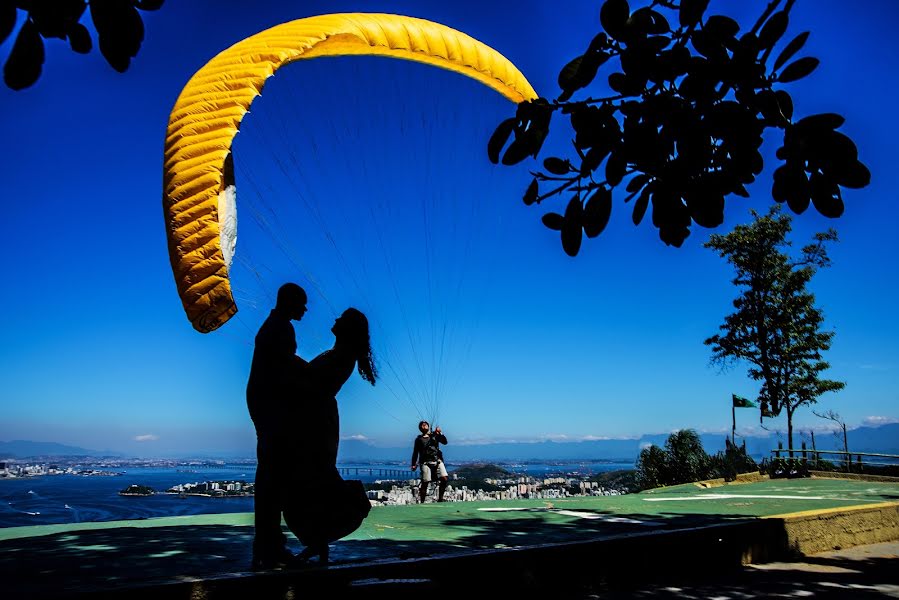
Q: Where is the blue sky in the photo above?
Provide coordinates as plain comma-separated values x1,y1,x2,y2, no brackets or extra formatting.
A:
1,0,897,457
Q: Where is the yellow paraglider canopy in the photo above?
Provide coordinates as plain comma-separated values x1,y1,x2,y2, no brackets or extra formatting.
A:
162,12,538,333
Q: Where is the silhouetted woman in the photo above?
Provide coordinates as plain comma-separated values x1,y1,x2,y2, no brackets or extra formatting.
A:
284,307,378,565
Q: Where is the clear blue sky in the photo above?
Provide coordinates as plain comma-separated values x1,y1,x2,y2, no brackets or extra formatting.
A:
1,1,896,457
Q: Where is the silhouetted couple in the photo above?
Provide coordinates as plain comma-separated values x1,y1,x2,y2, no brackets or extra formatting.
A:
246,283,377,569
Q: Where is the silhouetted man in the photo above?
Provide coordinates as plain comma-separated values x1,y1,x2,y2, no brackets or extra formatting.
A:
411,421,449,503
247,282,307,569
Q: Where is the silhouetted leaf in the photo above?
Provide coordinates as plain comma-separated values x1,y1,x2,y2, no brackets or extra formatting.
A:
632,187,650,225
558,55,584,92
704,16,739,40
785,193,810,215
542,212,564,231
774,90,793,120
4,18,44,90
30,0,86,39
821,130,858,163
651,187,690,229
68,22,91,54
640,8,669,34
562,196,584,256
605,151,627,186
833,160,870,189
773,164,810,214
679,0,709,28
755,89,788,127
691,29,727,61
1,1,16,46
689,191,724,228
558,52,608,101
581,145,611,174
583,187,612,238
626,173,651,193
91,0,144,73
135,0,165,9
544,157,570,175
809,172,843,218
608,72,642,96
587,32,609,53
487,118,515,164
773,31,809,71
600,0,630,40
758,11,788,50
501,138,532,166
523,178,539,206
795,113,845,132
660,225,689,247
777,56,819,83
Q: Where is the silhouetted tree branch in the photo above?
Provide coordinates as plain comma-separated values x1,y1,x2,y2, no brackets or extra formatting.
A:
1,0,164,90
488,0,870,255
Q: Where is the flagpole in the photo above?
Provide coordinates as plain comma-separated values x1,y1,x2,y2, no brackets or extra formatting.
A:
732,401,736,446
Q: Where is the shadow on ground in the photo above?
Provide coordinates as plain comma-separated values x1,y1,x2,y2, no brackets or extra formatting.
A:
597,553,899,599
2,508,765,598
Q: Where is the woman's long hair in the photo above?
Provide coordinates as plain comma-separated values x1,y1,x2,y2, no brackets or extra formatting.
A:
342,308,378,385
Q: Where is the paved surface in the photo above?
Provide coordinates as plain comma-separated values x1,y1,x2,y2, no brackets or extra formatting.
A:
591,541,899,598
1,478,896,598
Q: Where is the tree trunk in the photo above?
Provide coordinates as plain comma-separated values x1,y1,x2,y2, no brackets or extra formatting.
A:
842,423,849,472
786,404,794,458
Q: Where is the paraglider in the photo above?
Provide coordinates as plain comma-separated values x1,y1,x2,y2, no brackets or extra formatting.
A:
162,13,537,333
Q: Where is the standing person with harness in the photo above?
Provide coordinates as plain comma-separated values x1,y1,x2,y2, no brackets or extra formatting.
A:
410,421,449,503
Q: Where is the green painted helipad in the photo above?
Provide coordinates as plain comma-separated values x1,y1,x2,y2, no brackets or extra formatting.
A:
3,477,897,598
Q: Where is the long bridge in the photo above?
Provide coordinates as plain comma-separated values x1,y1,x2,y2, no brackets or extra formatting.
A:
337,466,411,479
176,463,412,479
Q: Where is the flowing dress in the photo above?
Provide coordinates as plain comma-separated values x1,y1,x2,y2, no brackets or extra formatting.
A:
283,349,371,547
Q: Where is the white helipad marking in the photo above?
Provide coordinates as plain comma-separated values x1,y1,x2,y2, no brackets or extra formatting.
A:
643,494,826,501
555,510,650,524
476,507,658,525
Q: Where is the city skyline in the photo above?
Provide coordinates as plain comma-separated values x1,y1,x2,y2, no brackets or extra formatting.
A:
1,0,897,456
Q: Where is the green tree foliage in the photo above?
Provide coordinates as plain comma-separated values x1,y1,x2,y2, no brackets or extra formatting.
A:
705,205,845,455
1,0,164,90
635,443,668,489
488,0,870,255
663,428,709,483
636,429,759,489
636,428,710,489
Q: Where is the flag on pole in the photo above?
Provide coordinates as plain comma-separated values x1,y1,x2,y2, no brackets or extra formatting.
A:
732,394,757,408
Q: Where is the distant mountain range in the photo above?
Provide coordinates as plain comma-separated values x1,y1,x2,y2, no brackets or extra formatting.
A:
337,423,899,463
2,423,896,461
0,440,114,458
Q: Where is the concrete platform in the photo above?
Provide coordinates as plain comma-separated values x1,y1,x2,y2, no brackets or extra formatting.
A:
2,477,897,599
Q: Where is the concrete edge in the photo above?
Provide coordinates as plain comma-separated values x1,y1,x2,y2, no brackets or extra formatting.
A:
810,471,899,483
764,501,899,555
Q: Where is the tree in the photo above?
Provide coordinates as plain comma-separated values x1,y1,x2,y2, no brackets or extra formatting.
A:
663,428,709,483
813,408,849,471
705,205,844,455
1,1,164,91
635,443,668,489
487,0,870,255
635,428,711,489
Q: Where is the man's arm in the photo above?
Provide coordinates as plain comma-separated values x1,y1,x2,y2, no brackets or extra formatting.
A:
434,427,447,445
411,438,420,470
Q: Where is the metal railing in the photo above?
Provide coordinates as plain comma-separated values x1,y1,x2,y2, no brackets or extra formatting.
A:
769,448,899,473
